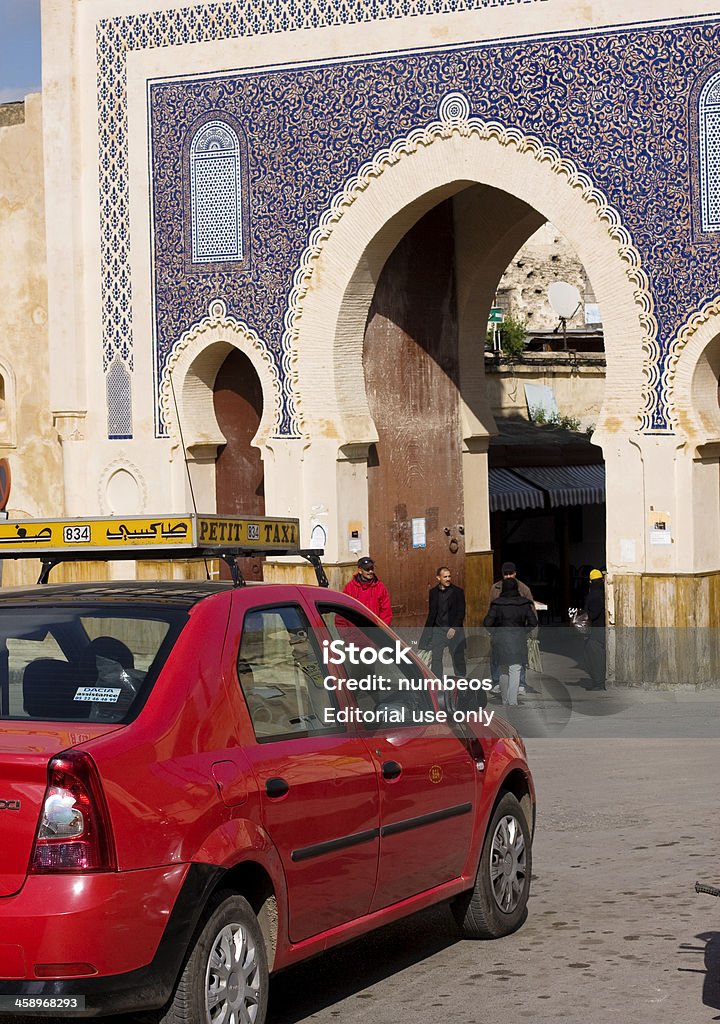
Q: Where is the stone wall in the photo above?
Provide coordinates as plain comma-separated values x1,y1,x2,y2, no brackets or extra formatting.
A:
0,93,63,586
485,352,606,432
0,102,25,128
495,222,599,333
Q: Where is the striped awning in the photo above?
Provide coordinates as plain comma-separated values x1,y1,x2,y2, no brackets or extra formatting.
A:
512,464,606,507
489,469,546,513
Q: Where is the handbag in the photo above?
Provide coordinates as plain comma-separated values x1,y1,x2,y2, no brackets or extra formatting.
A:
416,648,433,667
568,607,590,636
527,636,543,673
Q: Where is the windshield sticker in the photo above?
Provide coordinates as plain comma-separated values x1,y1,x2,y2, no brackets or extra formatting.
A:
74,686,122,703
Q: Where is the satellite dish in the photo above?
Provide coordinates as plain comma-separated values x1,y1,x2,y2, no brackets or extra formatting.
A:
548,281,581,320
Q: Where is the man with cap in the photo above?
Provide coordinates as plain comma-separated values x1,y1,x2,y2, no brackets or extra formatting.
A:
582,568,606,689
343,557,392,625
487,562,536,693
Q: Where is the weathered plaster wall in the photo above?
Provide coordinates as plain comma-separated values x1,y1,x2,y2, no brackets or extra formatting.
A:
0,94,63,586
486,353,606,431
495,222,594,333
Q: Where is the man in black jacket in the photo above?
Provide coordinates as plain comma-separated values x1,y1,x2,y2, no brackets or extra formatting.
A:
484,578,538,706
420,566,466,679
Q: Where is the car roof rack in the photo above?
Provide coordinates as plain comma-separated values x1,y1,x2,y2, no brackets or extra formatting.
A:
0,513,328,588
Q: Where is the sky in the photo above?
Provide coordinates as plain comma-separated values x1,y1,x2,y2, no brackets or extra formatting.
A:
0,0,42,103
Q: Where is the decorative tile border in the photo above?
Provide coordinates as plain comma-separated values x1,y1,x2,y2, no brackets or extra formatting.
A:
97,0,546,437
664,293,720,432
283,96,657,434
159,298,282,443
100,5,720,436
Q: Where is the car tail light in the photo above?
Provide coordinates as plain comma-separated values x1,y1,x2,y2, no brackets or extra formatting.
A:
30,751,116,873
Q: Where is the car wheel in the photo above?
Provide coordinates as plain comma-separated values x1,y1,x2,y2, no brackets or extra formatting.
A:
452,792,531,939
159,892,268,1024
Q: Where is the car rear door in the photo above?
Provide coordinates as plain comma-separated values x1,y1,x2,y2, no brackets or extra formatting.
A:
314,600,480,913
225,593,380,943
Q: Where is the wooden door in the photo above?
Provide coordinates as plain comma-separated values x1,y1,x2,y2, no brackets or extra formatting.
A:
214,348,265,581
364,201,464,626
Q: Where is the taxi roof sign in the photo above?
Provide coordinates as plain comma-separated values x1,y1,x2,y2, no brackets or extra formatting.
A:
0,514,301,557
0,513,332,588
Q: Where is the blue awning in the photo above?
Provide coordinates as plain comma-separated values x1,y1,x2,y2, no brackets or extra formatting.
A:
489,469,546,513
512,464,605,507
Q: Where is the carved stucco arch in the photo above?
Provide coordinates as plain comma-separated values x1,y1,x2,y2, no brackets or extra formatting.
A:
160,299,281,455
665,297,720,451
286,106,656,445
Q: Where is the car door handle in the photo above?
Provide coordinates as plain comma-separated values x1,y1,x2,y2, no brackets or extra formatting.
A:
382,760,402,781
265,777,289,798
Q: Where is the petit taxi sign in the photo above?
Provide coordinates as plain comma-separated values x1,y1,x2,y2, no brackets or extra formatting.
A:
0,514,300,556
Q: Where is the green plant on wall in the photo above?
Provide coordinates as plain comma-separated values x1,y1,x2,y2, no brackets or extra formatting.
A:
497,310,528,360
530,406,594,435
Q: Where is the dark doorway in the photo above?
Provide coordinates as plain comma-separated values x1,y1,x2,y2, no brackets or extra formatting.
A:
214,348,265,581
364,200,464,625
488,417,606,618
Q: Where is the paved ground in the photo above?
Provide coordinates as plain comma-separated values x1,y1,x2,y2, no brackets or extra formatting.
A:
7,634,720,1024
268,738,720,1024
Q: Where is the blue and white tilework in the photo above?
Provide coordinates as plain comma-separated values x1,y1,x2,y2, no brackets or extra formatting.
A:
97,0,545,438
98,6,720,435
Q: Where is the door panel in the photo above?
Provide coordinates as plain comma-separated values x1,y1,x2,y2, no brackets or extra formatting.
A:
364,200,464,625
243,736,380,941
368,725,476,911
227,598,380,943
315,601,478,913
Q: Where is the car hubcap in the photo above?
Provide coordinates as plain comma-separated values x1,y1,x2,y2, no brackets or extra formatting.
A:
205,922,262,1024
489,814,527,913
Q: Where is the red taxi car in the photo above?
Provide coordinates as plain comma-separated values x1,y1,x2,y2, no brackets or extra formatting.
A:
0,514,535,1023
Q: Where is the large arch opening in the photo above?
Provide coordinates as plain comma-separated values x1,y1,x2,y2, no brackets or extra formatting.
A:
293,128,646,625
485,221,607,620
159,304,285,581
361,192,607,624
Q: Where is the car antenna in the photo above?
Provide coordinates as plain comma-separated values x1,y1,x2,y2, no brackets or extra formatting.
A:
169,373,210,581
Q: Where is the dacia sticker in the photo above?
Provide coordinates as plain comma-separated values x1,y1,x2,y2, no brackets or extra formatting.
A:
429,765,443,784
74,686,122,703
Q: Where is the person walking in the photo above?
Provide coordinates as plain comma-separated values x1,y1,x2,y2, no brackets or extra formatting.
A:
420,566,466,679
483,577,538,706
583,568,606,690
488,562,536,694
343,556,392,625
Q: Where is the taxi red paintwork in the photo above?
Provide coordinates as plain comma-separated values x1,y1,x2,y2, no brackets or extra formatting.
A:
0,580,534,1015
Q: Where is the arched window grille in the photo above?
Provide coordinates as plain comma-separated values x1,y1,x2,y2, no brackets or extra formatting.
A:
106,357,133,439
699,71,720,232
190,120,243,263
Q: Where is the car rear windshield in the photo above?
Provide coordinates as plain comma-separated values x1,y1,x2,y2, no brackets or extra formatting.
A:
0,604,188,723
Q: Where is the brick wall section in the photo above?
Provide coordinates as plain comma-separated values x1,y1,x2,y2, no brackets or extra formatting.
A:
0,101,25,127
495,222,596,332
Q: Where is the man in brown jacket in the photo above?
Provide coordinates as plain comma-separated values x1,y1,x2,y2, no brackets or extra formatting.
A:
488,562,536,693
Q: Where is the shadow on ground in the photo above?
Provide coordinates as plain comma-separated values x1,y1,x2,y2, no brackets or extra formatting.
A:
268,904,459,1023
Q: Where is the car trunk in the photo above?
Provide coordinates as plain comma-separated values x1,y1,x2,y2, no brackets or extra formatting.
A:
0,722,121,897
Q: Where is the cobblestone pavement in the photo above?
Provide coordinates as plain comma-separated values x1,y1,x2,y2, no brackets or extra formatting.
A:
267,738,720,1024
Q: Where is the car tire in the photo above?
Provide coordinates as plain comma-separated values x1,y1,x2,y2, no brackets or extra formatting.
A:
158,892,269,1024
452,792,532,939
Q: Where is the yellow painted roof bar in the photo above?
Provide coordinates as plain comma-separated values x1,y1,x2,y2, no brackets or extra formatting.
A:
0,514,301,557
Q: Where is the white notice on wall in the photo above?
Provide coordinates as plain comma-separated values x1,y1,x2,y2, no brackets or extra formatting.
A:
649,512,672,545
411,517,426,548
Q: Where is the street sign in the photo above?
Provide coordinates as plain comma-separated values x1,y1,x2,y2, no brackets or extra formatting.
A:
488,307,504,324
